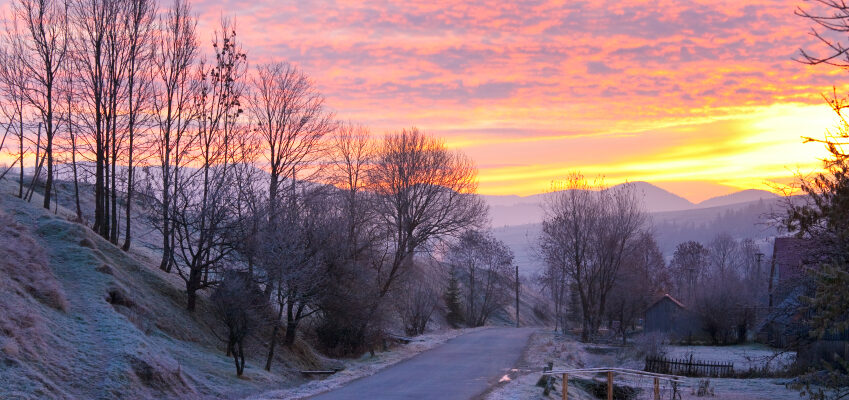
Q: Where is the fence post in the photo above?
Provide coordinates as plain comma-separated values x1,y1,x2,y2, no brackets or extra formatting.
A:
654,377,659,400
607,371,613,400
562,373,568,400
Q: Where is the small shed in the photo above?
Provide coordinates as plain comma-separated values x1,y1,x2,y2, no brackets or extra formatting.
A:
644,294,706,342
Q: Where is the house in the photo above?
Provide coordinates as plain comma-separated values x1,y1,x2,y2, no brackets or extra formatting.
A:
644,294,706,342
757,237,849,366
770,237,813,304
757,237,814,346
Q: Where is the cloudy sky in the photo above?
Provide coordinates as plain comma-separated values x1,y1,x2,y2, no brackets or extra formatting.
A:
171,1,849,200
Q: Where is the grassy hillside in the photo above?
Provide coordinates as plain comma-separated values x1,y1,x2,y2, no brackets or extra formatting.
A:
0,185,334,399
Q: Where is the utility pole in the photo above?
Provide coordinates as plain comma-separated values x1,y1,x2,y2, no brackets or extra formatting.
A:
515,264,520,328
768,253,776,308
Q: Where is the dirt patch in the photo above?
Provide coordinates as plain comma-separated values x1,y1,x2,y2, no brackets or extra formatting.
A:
96,264,114,275
106,287,135,308
128,353,193,396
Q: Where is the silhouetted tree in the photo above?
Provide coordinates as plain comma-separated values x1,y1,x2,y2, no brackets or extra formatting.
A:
210,271,268,377
539,173,646,341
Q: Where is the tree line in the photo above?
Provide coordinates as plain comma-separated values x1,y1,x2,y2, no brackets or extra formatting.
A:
0,0,525,376
537,173,768,344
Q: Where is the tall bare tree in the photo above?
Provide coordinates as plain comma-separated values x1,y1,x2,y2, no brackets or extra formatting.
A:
247,61,334,219
539,174,646,341
368,127,487,307
151,0,197,271
325,126,489,347
120,0,156,251
9,0,70,210
71,0,117,237
327,122,375,259
0,45,29,198
170,18,246,311
670,240,709,303
448,229,514,327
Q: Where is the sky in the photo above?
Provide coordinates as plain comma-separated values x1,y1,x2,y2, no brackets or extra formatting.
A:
189,0,845,202
5,0,846,202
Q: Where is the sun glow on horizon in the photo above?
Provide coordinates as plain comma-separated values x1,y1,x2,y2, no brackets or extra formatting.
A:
0,0,844,203
447,102,836,201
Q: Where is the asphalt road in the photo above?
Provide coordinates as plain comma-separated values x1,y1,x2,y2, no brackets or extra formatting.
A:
310,327,535,400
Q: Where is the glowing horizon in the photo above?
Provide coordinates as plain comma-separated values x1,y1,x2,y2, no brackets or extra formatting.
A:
187,0,842,202
1,0,844,203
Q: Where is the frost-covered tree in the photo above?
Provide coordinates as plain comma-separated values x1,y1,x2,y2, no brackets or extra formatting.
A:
538,173,646,341
448,229,514,327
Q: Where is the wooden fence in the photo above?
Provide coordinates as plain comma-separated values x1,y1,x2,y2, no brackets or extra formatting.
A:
543,367,685,400
645,355,733,377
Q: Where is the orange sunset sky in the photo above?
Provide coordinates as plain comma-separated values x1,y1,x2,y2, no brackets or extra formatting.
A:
7,0,847,202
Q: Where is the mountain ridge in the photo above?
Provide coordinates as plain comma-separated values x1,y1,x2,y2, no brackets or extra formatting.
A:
483,182,780,227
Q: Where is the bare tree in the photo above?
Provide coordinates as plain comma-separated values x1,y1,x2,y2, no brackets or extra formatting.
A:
247,61,333,217
71,0,119,238
327,122,375,260
261,185,336,370
170,18,246,311
394,264,439,336
539,173,646,341
708,232,740,279
0,45,29,198
210,271,268,377
62,74,82,219
150,0,198,272
670,240,709,303
367,127,487,310
8,0,70,210
120,0,156,251
448,229,514,327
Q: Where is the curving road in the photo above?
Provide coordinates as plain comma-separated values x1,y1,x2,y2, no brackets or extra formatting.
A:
310,327,534,400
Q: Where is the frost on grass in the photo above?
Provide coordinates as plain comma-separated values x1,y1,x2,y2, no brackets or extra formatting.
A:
0,208,66,358
0,189,332,399
486,330,801,400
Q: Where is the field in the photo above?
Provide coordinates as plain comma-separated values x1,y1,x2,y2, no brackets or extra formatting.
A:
485,330,801,400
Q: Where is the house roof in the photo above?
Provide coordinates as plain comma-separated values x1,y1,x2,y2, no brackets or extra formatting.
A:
773,237,809,268
773,237,819,285
647,293,686,311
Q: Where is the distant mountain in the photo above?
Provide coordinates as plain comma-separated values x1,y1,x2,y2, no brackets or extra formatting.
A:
696,189,778,208
484,181,694,227
625,181,695,212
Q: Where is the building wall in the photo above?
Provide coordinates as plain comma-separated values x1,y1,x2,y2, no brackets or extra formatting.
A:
645,298,707,342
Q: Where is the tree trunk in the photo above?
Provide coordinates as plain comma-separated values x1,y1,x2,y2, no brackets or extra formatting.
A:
43,87,53,210
265,298,285,371
186,268,201,312
71,130,81,220
284,301,298,346
236,340,245,376
159,163,171,271
110,123,118,243
17,112,23,198
122,141,133,251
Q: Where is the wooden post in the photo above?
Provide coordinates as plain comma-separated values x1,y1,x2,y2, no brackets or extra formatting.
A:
562,373,568,400
607,371,613,400
515,264,520,328
654,377,659,400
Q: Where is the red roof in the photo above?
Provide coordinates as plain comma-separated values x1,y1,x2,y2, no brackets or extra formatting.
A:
647,293,686,310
